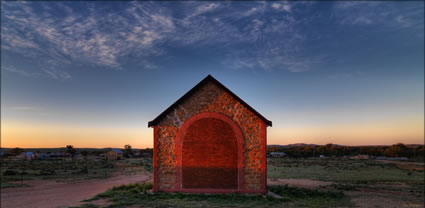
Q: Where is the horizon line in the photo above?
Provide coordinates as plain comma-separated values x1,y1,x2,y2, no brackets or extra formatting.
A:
1,143,424,149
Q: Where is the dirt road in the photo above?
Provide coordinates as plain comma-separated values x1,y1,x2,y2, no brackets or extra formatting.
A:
1,172,152,208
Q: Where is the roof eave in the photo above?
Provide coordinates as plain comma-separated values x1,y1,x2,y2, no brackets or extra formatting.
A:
148,74,272,128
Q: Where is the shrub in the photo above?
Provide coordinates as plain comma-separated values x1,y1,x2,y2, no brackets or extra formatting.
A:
268,185,344,200
103,164,114,169
80,167,89,174
3,169,18,176
39,169,56,176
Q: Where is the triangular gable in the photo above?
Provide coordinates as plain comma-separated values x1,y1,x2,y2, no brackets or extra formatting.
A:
148,74,272,127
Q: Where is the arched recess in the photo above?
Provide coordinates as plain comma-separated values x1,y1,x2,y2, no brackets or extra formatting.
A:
175,112,245,193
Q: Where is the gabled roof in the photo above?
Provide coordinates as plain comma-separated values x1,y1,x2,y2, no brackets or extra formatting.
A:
111,149,122,153
148,74,272,127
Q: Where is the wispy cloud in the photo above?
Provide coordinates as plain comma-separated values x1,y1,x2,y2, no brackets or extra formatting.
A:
11,106,36,111
8,106,49,116
193,3,220,16
2,1,174,77
395,15,412,28
243,7,259,16
271,2,291,13
3,1,419,77
333,1,423,29
327,73,353,80
1,1,322,74
2,66,40,77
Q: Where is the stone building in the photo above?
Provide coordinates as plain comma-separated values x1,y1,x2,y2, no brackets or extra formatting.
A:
105,149,123,160
148,75,272,194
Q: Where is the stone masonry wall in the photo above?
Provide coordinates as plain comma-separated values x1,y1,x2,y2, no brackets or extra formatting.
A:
155,80,266,191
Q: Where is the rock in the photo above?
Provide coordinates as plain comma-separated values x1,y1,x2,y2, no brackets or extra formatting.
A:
267,191,283,199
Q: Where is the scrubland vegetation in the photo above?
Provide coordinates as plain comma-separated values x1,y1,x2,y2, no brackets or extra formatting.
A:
1,144,423,207
75,157,423,208
77,183,351,208
268,143,425,159
0,157,153,189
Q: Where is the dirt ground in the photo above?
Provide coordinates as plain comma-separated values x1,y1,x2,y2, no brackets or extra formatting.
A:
346,189,424,208
0,171,152,208
267,178,423,208
267,178,334,188
2,174,422,208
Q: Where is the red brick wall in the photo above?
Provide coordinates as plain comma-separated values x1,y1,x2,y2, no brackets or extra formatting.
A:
153,80,267,193
182,117,238,189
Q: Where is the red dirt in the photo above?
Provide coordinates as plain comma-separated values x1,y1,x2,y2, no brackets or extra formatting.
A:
1,172,152,208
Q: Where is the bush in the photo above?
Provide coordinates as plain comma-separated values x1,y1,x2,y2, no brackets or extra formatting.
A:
268,185,344,200
80,167,89,174
110,183,153,193
3,169,18,176
103,163,114,169
39,169,56,176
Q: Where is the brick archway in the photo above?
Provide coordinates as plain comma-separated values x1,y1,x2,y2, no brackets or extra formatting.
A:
175,112,245,193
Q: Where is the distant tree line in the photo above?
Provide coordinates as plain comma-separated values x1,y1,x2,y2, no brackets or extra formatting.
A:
268,143,425,158
2,145,154,158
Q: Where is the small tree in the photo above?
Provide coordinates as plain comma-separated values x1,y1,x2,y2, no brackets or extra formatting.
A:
384,145,402,157
8,147,24,157
66,145,77,161
124,144,133,158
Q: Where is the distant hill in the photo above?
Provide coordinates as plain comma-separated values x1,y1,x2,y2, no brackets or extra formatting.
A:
268,143,319,148
268,143,423,148
0,147,148,153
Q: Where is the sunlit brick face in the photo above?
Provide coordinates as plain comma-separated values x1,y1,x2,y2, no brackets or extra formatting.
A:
182,118,238,189
151,78,269,194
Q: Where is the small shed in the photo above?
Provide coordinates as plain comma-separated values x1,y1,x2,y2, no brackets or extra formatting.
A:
105,149,123,160
16,152,34,160
148,75,272,194
270,152,286,158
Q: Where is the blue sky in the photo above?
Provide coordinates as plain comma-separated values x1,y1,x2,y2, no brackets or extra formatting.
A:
1,1,424,148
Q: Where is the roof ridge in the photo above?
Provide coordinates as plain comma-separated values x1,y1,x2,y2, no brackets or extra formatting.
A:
148,75,272,127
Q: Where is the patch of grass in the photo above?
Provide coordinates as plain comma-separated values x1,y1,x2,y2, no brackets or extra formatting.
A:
268,158,425,184
1,158,116,186
79,183,351,208
269,185,350,207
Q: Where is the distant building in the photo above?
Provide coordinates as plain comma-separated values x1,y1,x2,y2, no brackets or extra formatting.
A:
49,151,71,159
105,149,123,160
36,153,50,160
350,155,372,160
270,152,286,158
16,152,35,160
375,156,387,160
142,152,152,158
133,152,141,157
